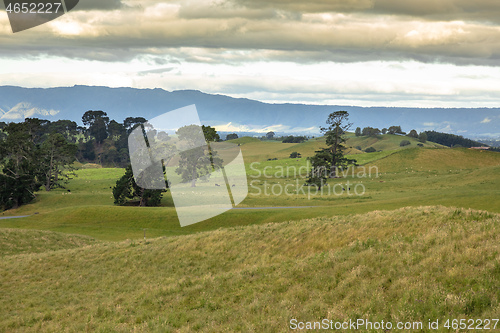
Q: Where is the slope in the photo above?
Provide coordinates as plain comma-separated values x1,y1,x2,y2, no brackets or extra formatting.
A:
368,147,500,172
0,206,498,332
0,229,100,256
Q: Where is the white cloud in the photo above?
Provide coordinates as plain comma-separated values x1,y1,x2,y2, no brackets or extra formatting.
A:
214,122,317,134
481,117,492,123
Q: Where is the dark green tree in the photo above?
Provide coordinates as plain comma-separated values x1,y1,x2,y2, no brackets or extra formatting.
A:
113,165,165,207
226,133,238,140
418,132,428,143
266,131,275,139
175,125,222,187
40,133,78,191
202,125,221,142
123,117,147,134
388,126,404,135
400,140,411,147
408,129,418,138
355,127,362,137
0,122,42,209
82,110,109,144
362,127,381,137
306,111,356,188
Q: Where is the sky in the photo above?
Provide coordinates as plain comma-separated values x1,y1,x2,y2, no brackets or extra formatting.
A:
2,0,500,107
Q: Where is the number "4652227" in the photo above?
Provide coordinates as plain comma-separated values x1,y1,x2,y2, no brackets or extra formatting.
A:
6,2,62,14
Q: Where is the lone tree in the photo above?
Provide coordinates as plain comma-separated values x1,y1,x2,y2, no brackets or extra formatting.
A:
306,111,356,189
266,131,275,139
407,129,418,138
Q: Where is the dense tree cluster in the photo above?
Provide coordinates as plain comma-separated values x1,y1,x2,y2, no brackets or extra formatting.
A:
424,131,486,148
0,119,77,209
282,136,307,143
226,133,238,140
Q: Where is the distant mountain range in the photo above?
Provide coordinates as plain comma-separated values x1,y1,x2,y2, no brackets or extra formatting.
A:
0,85,499,139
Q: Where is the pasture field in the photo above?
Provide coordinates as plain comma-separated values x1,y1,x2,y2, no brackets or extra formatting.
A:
0,206,499,332
1,140,499,241
0,135,499,332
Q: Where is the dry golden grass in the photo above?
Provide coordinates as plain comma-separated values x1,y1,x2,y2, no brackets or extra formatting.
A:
1,206,498,332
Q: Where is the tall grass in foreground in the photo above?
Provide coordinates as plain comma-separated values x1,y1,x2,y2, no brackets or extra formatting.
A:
0,206,498,332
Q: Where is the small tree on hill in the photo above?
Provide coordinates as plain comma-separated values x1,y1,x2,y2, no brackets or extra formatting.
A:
355,127,362,137
306,111,357,188
418,132,427,143
400,140,411,147
408,129,418,138
266,131,275,139
289,152,301,158
388,126,403,135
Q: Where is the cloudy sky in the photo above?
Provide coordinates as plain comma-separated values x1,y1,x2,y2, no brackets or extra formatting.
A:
2,0,500,107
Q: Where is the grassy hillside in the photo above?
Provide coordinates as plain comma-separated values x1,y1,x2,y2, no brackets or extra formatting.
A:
345,133,443,151
368,147,500,173
0,206,498,332
232,134,444,164
0,229,100,256
1,147,499,241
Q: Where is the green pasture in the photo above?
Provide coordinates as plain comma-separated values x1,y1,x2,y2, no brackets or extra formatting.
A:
1,140,499,241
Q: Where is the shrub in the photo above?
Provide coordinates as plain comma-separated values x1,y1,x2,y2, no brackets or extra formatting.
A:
400,140,411,147
365,147,376,153
417,143,424,147
355,146,362,151
289,152,302,158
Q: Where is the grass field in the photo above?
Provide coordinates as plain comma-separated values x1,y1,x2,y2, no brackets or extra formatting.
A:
1,135,499,331
1,138,499,241
0,206,498,332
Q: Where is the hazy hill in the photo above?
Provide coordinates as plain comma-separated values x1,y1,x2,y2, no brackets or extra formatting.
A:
0,85,499,138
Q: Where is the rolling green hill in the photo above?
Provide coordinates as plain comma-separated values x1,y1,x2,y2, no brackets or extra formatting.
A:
367,147,500,172
231,134,445,163
0,206,498,332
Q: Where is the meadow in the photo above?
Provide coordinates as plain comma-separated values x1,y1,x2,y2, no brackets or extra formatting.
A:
0,134,499,332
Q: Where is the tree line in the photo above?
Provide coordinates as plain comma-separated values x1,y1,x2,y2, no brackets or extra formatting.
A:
355,125,427,142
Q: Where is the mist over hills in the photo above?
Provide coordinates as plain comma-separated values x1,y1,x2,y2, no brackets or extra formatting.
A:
0,85,499,139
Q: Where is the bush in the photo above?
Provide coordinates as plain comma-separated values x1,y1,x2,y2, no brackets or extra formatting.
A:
267,158,278,161
355,146,362,151
417,143,424,147
289,152,302,158
365,147,376,153
400,140,411,147
282,136,307,143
